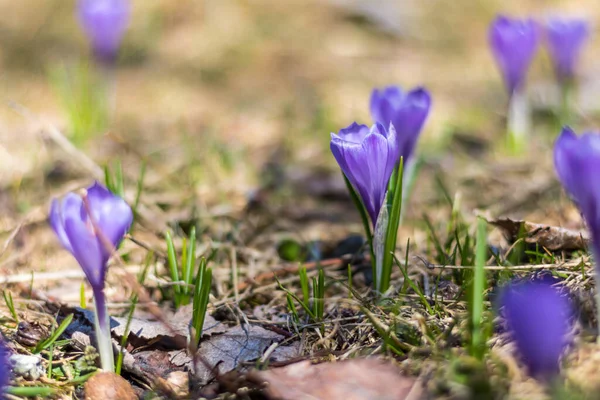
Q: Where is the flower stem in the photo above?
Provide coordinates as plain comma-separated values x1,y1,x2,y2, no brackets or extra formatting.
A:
97,61,117,119
92,288,114,371
559,81,573,127
506,89,530,154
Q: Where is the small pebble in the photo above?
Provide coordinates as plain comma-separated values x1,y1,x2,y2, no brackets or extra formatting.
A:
10,354,45,380
84,371,137,400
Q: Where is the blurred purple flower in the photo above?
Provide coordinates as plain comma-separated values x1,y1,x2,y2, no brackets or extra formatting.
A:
553,127,600,255
50,181,132,293
0,340,9,392
330,122,400,225
501,279,573,379
77,0,130,64
370,86,431,162
545,17,589,83
489,15,539,95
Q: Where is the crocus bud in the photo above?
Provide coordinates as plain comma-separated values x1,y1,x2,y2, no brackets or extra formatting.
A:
545,17,589,83
50,181,133,292
330,122,400,225
369,86,431,162
489,15,539,95
49,181,132,371
501,279,573,380
0,340,10,392
77,0,130,65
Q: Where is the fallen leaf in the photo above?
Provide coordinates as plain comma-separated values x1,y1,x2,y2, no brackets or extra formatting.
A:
249,359,419,400
132,349,192,378
489,218,589,251
193,324,286,384
111,304,227,349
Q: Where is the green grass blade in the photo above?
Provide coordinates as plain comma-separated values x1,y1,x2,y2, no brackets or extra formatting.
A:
34,314,73,353
3,290,18,323
393,254,434,314
104,164,114,193
6,386,55,397
116,161,124,198
181,237,188,297
115,297,137,375
192,259,212,345
423,214,446,264
79,283,86,309
286,293,299,321
342,174,374,262
380,157,404,293
470,217,488,360
316,268,325,319
165,232,182,307
133,160,146,215
298,265,310,308
275,276,316,320
184,227,197,287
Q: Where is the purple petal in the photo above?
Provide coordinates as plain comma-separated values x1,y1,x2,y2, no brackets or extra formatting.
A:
394,88,431,159
49,197,74,253
489,15,539,94
553,127,600,259
334,122,370,144
0,340,9,391
332,135,378,223
362,127,395,221
85,182,133,259
370,85,431,162
331,123,400,225
77,0,130,64
63,209,106,290
501,279,572,379
546,17,589,82
553,126,578,195
370,86,404,127
385,123,400,176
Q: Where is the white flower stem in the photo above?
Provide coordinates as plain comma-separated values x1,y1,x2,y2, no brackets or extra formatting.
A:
97,62,117,120
92,288,114,371
507,89,530,153
559,82,573,127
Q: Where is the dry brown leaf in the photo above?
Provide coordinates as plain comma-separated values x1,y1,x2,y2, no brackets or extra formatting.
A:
193,324,290,384
249,359,419,400
489,218,589,251
111,304,227,349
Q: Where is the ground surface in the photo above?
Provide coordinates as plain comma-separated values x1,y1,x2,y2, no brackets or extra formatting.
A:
1,0,600,399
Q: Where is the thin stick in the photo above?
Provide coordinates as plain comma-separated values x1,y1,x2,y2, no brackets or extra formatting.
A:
0,265,143,284
230,246,239,304
9,101,104,179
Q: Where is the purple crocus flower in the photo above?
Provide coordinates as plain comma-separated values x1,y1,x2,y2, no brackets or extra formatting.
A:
489,15,540,95
50,181,133,291
77,0,130,65
545,17,589,83
330,122,400,225
501,279,573,380
553,127,600,252
49,181,132,371
370,86,431,162
0,340,10,392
